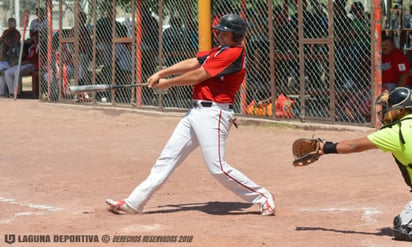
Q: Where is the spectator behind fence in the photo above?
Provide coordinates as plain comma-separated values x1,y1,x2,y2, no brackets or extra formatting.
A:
60,11,92,88
76,11,92,85
55,11,93,100
0,18,21,44
337,2,372,122
0,31,20,96
187,18,199,50
290,0,325,89
333,0,352,88
140,8,159,105
333,0,356,121
114,25,133,103
163,16,187,66
95,4,124,102
141,8,159,77
115,26,132,73
4,31,38,98
29,8,46,41
272,5,295,93
247,7,270,101
273,5,291,52
162,16,192,106
349,1,370,89
96,5,123,70
382,35,411,91
290,0,328,39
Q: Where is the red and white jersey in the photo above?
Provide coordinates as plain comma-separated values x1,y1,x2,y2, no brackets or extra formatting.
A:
193,45,246,104
382,48,410,86
26,43,39,70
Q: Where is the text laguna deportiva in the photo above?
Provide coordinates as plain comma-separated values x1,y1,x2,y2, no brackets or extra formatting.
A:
15,234,99,243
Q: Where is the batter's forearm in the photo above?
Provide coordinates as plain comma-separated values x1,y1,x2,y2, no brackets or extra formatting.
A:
157,58,200,78
157,67,210,89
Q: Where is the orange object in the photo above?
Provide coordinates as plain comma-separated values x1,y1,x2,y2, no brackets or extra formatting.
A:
246,94,295,118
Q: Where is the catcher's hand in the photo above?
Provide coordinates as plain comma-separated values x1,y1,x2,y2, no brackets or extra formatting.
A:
292,138,323,167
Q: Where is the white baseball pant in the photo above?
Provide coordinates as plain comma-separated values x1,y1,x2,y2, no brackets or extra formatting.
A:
0,61,11,96
4,64,36,96
125,102,272,212
0,76,6,96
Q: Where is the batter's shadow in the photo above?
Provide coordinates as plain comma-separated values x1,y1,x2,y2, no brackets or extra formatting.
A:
295,226,394,237
145,201,258,215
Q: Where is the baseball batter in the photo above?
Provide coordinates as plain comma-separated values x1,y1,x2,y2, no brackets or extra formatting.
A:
106,14,275,216
309,87,412,241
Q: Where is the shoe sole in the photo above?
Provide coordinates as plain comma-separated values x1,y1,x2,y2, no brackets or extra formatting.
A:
261,210,275,216
107,207,123,214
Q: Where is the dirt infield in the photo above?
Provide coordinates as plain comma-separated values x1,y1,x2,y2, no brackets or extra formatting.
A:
1,99,411,247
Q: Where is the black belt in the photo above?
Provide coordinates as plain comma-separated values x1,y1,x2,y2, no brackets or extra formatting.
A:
193,101,233,109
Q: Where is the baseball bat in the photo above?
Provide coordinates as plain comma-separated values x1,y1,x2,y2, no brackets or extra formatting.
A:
69,83,149,93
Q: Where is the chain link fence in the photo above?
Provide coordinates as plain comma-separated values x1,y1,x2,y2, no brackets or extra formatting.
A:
2,0,377,126
247,0,373,124
38,0,199,109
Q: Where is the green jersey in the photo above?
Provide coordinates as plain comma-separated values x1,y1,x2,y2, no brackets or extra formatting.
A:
368,114,412,188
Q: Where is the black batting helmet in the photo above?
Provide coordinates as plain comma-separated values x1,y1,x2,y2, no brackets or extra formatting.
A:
378,87,412,124
213,14,247,42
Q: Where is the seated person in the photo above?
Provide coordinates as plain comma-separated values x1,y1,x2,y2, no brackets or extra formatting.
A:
4,31,38,97
29,8,46,41
0,31,20,96
382,35,410,91
0,18,21,45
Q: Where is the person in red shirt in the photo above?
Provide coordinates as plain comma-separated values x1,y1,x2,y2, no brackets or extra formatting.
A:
382,35,410,91
106,14,275,216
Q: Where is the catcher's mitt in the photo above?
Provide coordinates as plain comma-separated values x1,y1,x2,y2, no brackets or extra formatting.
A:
292,138,322,167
